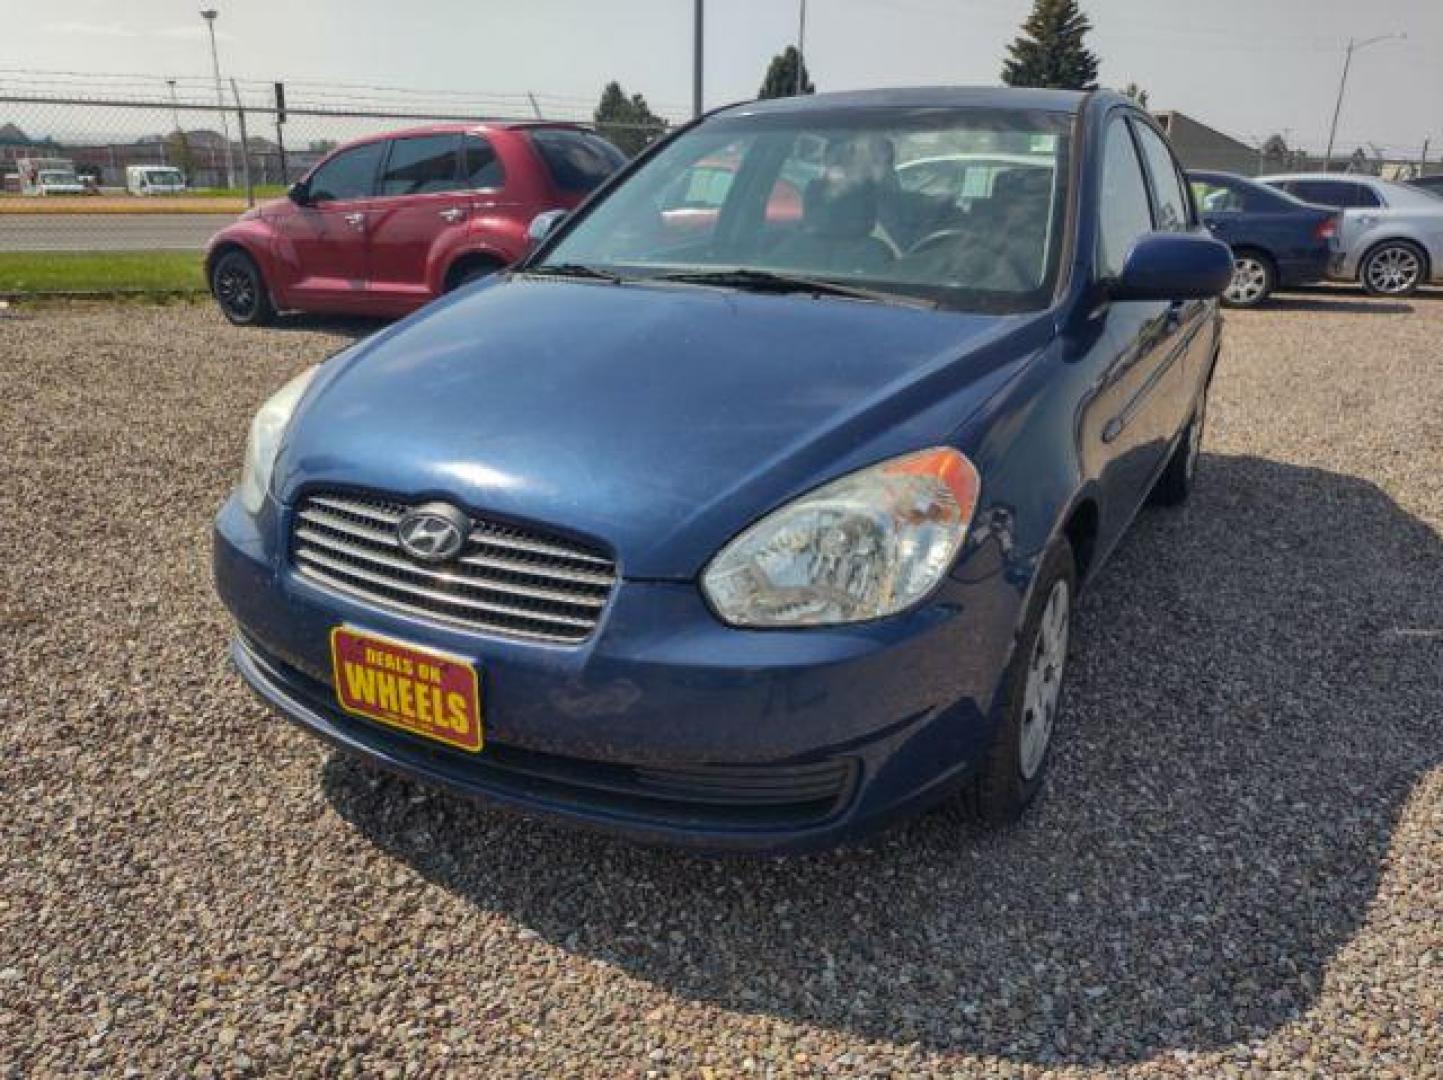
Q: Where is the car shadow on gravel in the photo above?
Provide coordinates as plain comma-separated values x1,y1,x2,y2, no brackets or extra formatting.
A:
1268,293,1415,315
262,312,390,339
321,452,1442,1067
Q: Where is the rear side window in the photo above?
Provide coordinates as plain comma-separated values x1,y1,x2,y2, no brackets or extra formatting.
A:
1097,118,1155,278
380,135,461,196
1288,179,1381,209
530,130,627,194
461,135,505,189
1191,179,1245,213
1132,122,1190,230
308,142,385,202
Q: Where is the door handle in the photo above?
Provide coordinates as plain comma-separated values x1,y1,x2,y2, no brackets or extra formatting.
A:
342,212,365,229
439,208,465,222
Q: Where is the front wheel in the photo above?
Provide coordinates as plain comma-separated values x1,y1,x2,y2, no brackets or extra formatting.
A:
211,249,275,326
1222,251,1274,308
1360,241,1426,297
969,538,1076,826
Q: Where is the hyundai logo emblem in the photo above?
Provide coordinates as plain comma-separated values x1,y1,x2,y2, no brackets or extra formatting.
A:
396,502,469,563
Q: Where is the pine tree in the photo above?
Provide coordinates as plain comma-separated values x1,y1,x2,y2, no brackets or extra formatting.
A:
593,81,668,157
758,47,815,99
1001,0,1100,91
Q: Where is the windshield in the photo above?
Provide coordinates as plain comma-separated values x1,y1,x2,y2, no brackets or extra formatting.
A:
40,171,77,183
538,106,1072,313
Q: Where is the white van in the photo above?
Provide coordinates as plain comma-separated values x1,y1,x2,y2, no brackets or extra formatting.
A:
126,165,187,196
17,157,85,196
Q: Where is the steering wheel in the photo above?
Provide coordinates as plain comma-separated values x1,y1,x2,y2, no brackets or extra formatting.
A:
906,228,971,258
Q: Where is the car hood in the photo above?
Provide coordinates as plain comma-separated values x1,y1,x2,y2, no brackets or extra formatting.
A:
275,277,1050,579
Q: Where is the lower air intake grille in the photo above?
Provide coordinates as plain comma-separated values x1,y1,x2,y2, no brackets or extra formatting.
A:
291,491,616,643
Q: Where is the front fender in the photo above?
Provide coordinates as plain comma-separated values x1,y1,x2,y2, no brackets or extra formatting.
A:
205,221,276,297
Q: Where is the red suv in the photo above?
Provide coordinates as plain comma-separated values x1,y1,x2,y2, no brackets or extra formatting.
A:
206,122,626,324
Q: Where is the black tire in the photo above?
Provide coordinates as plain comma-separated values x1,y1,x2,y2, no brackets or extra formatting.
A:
445,257,504,292
211,249,275,326
1221,249,1275,308
1152,382,1208,507
1360,240,1427,297
969,537,1077,827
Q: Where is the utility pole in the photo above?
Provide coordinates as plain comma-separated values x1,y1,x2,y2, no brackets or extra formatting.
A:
1324,32,1405,173
200,8,236,189
795,0,808,96
693,0,704,118
1420,138,1431,177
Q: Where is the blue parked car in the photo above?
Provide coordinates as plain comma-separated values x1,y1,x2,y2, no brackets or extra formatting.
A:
1188,170,1340,307
214,88,1231,852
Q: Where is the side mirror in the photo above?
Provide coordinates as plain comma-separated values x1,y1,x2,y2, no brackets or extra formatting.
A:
527,209,568,246
1108,232,1234,303
287,181,310,206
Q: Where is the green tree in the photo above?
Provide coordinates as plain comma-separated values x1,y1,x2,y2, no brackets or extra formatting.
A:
1001,0,1100,91
593,81,669,157
165,130,198,181
1122,82,1150,108
758,46,815,99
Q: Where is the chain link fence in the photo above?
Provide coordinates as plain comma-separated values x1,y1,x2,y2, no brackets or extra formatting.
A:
0,86,677,256
2,83,1436,262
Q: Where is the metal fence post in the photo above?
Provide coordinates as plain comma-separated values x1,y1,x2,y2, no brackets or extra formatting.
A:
229,79,254,207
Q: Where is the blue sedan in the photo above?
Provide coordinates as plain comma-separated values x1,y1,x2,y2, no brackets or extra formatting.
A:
1188,170,1340,307
214,88,1231,852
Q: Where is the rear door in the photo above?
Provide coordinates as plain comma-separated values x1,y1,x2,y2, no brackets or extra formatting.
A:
365,134,474,307
270,140,385,310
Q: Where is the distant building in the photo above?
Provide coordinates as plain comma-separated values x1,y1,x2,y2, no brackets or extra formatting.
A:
1153,111,1260,176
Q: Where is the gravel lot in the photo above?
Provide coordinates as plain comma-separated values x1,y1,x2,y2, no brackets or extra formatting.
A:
2,291,1439,1077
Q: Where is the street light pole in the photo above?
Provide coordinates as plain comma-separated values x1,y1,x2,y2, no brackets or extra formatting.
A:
1323,32,1405,173
692,0,704,118
795,0,808,96
200,8,236,189
166,78,181,134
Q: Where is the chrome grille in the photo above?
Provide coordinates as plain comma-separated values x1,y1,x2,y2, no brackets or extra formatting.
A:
291,492,616,643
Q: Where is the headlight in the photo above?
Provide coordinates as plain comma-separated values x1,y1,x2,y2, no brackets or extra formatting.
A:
702,448,981,627
238,366,318,514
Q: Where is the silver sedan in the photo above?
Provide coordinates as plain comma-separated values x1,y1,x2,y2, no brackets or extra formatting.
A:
1257,173,1443,296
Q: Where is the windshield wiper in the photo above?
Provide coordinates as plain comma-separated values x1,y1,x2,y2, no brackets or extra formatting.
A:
522,262,625,284
654,268,937,309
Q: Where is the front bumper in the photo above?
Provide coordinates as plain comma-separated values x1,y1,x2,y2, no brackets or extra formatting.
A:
214,492,1022,852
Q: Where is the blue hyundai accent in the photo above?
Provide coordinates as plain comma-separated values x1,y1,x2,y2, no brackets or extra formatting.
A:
214,88,1231,852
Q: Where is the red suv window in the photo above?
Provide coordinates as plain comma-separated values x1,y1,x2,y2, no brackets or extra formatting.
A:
461,135,505,190
529,130,626,194
379,135,462,196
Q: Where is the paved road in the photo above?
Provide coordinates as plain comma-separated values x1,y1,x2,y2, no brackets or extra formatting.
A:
0,213,236,252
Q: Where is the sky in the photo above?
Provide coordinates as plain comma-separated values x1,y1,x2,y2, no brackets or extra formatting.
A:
3,0,1440,156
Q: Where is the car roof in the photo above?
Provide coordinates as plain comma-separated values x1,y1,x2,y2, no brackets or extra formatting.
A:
342,120,593,144
718,86,1094,117
1255,172,1381,185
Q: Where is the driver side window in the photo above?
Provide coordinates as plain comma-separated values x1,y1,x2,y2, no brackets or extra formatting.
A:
1097,118,1154,278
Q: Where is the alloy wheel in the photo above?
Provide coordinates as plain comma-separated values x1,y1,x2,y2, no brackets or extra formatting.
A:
1365,246,1422,295
1018,579,1070,781
216,263,257,319
1225,256,1268,305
